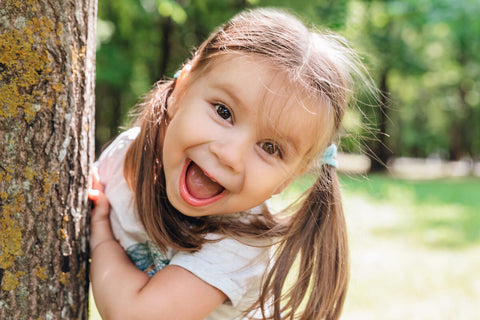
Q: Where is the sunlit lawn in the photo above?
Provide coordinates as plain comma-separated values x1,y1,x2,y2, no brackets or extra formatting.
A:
339,174,480,319
90,174,480,319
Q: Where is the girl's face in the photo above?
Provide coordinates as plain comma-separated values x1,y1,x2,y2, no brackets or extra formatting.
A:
162,55,321,217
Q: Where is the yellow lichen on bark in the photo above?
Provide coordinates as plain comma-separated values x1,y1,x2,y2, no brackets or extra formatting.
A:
1,270,25,291
24,165,37,181
71,45,87,82
58,214,69,239
41,170,59,195
0,192,24,270
35,266,49,281
6,0,39,11
0,7,61,285
0,15,59,123
58,228,68,240
37,170,60,212
76,267,86,282
59,272,70,286
0,216,23,269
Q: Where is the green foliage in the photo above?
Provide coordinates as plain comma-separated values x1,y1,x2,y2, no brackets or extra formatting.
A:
342,0,480,161
158,0,187,24
94,0,480,161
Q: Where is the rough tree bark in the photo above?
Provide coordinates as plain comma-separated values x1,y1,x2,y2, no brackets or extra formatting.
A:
0,0,96,319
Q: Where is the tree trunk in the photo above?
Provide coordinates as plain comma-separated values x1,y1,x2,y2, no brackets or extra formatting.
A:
370,68,391,171
449,35,471,161
159,17,173,79
0,0,96,319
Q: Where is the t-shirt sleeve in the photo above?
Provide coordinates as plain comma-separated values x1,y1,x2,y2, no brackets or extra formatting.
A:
96,127,140,184
169,236,271,308
95,127,149,249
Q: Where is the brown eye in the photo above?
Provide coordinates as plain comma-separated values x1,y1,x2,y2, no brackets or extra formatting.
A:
215,103,232,121
259,141,282,158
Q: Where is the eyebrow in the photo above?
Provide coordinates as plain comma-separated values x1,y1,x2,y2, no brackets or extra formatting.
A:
276,132,301,157
259,114,303,158
211,82,248,112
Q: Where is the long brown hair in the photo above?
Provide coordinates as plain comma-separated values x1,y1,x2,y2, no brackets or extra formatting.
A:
124,8,374,320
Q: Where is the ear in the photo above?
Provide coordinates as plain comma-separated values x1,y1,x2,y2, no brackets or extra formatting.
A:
167,64,191,118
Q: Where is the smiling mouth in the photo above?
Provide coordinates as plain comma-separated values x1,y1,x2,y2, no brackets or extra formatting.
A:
179,160,225,207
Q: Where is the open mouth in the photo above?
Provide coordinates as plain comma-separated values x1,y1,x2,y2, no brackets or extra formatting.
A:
179,159,225,207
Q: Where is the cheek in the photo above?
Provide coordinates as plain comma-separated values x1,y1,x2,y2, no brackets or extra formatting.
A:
162,121,184,168
247,166,289,197
167,79,190,118
268,163,302,195
166,93,179,119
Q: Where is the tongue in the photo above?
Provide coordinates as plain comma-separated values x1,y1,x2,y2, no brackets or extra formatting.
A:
186,162,224,199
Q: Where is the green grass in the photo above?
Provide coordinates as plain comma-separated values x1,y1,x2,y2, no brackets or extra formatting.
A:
340,174,480,249
337,174,480,319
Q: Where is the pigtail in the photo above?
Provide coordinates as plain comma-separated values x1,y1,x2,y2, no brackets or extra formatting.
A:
256,165,348,320
123,80,173,252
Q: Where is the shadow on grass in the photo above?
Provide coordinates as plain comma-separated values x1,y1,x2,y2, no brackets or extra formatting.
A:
339,174,480,249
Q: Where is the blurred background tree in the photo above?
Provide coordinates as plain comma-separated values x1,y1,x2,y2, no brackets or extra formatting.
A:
94,0,480,169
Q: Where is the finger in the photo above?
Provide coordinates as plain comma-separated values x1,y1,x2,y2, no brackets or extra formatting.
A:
95,192,110,211
90,190,110,218
88,188,100,201
91,167,104,192
88,167,102,201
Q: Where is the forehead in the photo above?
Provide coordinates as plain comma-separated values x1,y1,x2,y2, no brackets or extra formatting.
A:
198,54,325,157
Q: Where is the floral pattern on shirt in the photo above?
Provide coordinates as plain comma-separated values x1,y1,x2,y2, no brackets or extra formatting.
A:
125,241,170,277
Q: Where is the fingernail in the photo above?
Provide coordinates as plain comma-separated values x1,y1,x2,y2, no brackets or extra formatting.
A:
88,189,100,197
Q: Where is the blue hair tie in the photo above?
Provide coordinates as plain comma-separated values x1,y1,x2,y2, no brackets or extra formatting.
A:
173,64,191,79
322,144,338,168
173,69,182,79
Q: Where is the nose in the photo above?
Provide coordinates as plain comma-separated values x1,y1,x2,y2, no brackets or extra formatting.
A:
209,137,248,174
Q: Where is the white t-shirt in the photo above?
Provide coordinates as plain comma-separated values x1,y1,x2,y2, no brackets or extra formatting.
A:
96,128,271,319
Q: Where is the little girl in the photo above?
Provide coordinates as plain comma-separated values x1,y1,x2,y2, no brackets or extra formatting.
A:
89,8,373,320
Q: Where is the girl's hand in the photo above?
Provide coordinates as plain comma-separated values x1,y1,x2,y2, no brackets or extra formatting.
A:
88,168,115,252
89,168,110,222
